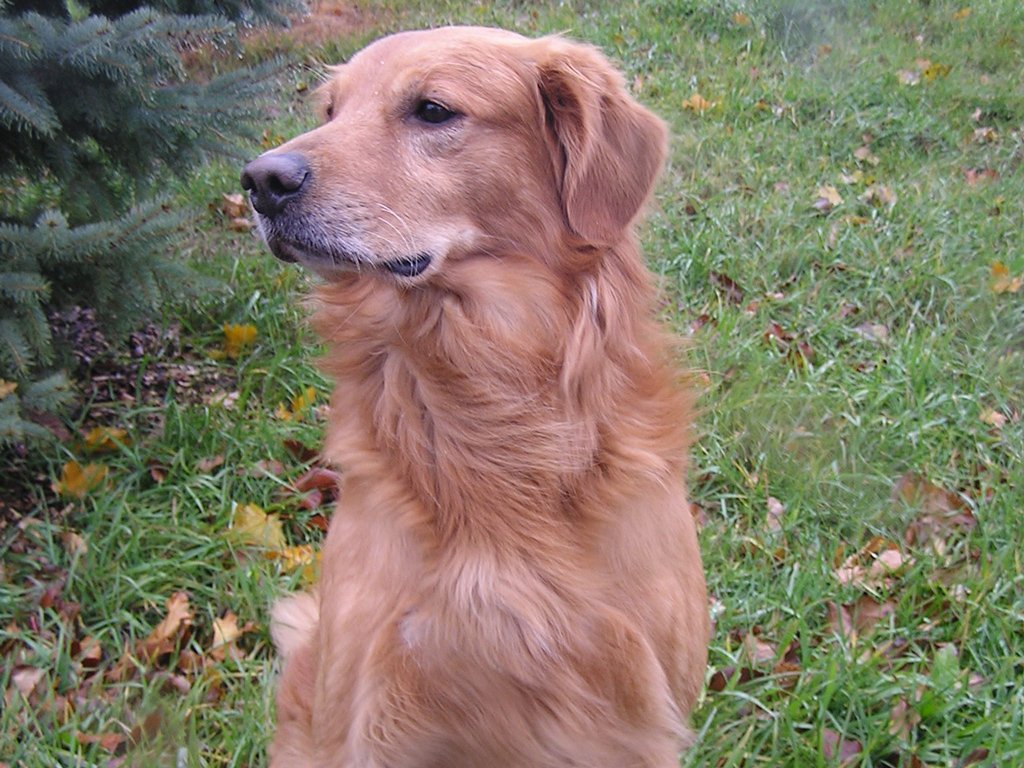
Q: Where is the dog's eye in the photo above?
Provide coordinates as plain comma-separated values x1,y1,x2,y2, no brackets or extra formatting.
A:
414,100,457,125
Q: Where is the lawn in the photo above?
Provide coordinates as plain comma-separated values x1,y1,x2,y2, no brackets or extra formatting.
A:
1,0,1022,766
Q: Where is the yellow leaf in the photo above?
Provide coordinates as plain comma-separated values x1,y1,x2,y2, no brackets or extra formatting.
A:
990,262,1022,294
53,461,109,499
682,93,715,112
222,324,257,358
230,503,286,550
82,426,129,453
921,62,951,81
265,545,321,584
277,386,317,422
210,611,255,662
0,380,17,399
732,11,751,25
953,8,971,20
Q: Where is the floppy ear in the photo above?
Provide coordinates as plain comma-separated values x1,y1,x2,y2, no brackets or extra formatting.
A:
536,40,668,245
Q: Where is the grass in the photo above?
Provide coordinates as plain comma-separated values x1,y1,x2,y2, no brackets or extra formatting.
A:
2,0,1023,765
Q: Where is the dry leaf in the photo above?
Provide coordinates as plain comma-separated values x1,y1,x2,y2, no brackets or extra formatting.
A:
890,695,922,740
209,611,255,663
827,595,896,640
835,539,909,589
0,379,16,399
221,192,247,219
813,185,844,212
59,530,88,557
953,8,971,19
222,324,257,358
963,167,999,186
139,591,193,661
276,386,318,422
990,262,1022,294
862,184,897,207
82,426,129,453
682,93,715,112
53,461,109,499
853,146,880,165
708,271,743,304
972,126,998,143
897,69,920,86
732,11,751,25
230,503,286,550
980,409,1007,429
853,323,889,343
822,728,863,765
766,496,785,532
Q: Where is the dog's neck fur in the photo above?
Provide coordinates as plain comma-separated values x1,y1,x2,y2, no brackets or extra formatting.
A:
313,238,689,551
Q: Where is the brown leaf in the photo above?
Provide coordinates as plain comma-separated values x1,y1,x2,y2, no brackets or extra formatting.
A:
813,185,844,212
138,592,193,662
709,271,743,304
766,497,785,532
708,665,763,692
963,167,1000,186
822,728,863,765
889,695,922,740
209,611,255,663
197,454,225,473
75,732,126,752
827,595,896,639
283,439,320,463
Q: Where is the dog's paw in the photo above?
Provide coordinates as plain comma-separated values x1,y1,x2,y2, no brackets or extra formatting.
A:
270,590,319,659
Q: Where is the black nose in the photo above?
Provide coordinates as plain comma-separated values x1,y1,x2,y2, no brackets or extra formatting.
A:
240,152,310,218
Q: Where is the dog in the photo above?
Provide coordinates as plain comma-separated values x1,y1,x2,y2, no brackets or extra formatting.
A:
241,26,709,768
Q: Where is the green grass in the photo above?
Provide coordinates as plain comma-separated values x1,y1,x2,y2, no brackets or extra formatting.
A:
2,0,1023,765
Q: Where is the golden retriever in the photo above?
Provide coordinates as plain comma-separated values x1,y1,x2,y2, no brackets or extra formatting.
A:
241,26,709,768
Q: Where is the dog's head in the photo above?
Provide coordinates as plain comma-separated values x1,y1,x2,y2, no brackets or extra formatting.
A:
241,27,667,283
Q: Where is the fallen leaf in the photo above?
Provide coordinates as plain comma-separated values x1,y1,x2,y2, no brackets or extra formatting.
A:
835,539,909,589
53,461,109,499
222,324,257,358
265,545,320,583
822,728,863,765
862,184,897,207
766,496,785,532
897,69,920,86
990,262,1022,294
921,61,951,81
972,126,998,143
221,192,248,219
75,731,126,752
80,423,129,454
813,185,844,212
963,168,999,186
230,503,286,550
890,695,922,740
732,11,751,25
827,595,896,640
708,272,743,304
139,591,194,661
853,146,880,165
0,379,16,399
682,93,715,112
953,8,971,19
58,530,88,557
277,386,318,422
209,611,255,663
198,455,225,473
980,409,1007,429
853,323,889,343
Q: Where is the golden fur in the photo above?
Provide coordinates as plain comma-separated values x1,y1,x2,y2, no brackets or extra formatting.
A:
242,26,709,768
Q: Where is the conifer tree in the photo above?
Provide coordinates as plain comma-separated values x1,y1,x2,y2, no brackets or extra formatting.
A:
0,0,289,444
